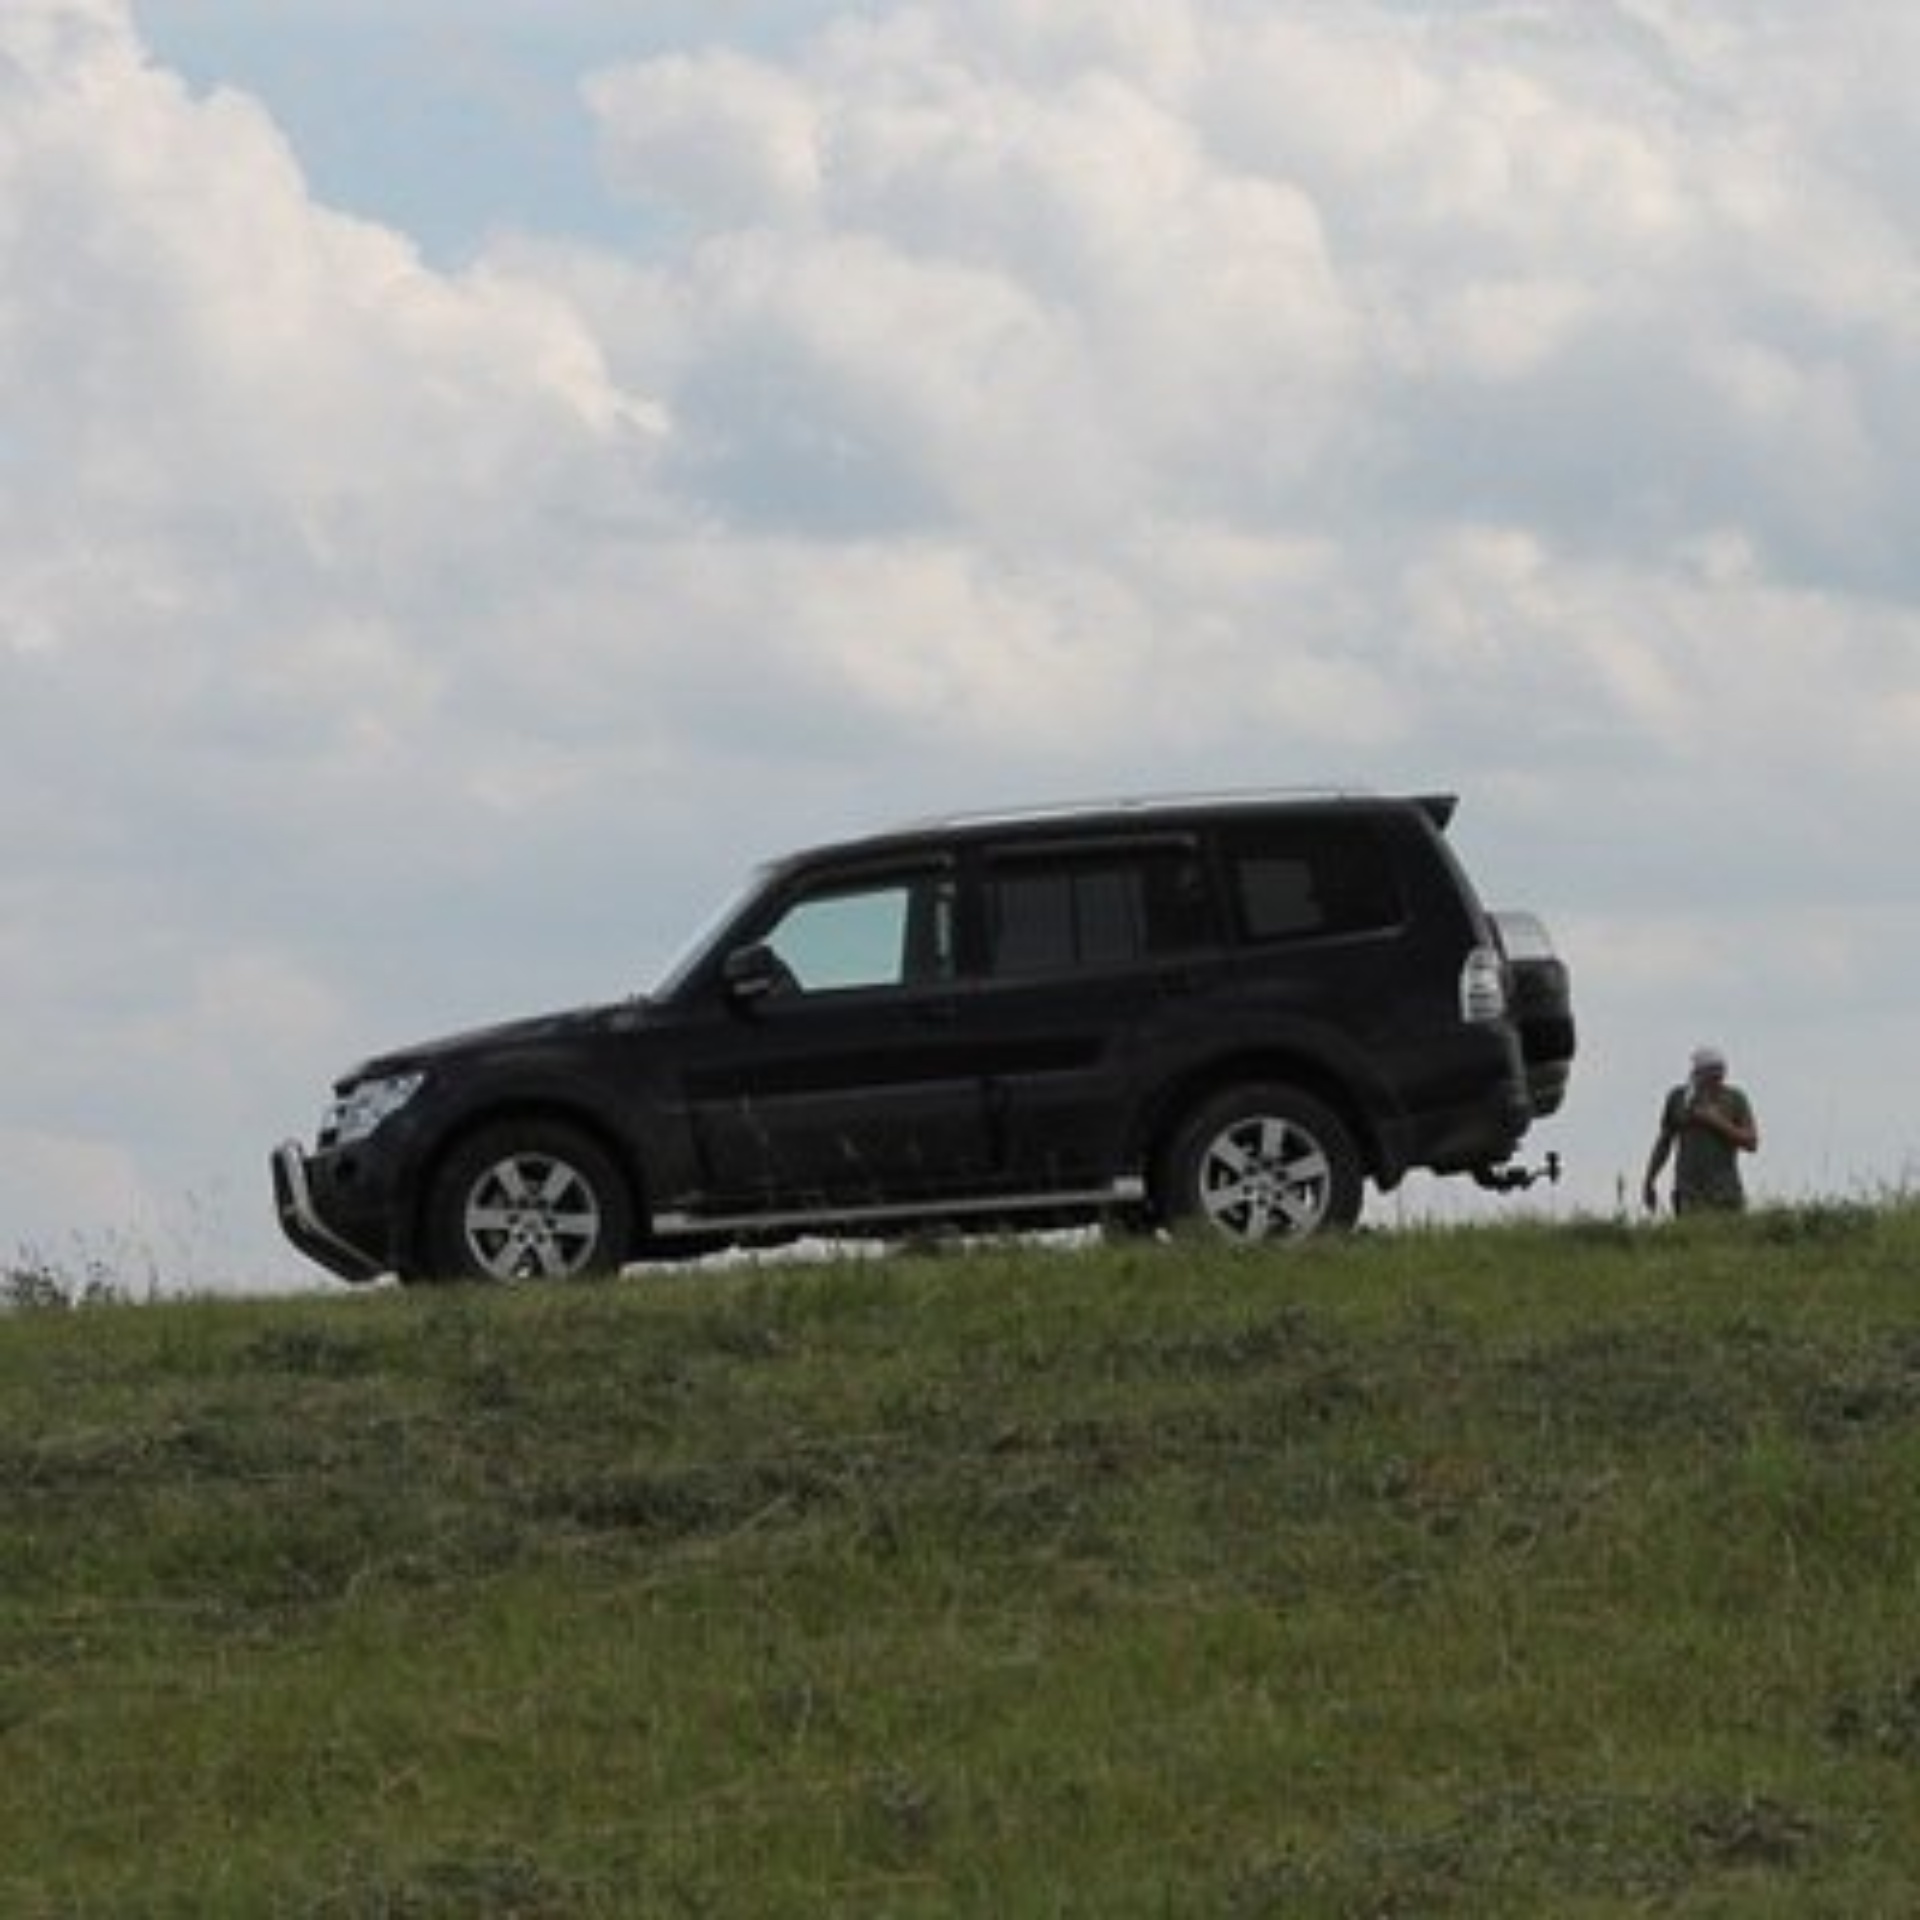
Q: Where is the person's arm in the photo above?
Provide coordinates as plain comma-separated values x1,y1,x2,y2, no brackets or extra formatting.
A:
1696,1091,1758,1153
1643,1100,1678,1211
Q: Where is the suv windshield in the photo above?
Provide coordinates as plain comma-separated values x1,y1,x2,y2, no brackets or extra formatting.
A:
648,869,767,1000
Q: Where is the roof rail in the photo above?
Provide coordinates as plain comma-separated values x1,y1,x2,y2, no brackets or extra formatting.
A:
895,784,1389,835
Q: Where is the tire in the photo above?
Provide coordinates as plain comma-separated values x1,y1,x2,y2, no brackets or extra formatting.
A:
421,1119,634,1283
1158,1083,1363,1243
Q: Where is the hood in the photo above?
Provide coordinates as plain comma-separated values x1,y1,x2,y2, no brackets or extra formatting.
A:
340,1000,650,1089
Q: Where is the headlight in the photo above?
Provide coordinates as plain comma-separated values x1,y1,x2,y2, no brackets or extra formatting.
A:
324,1071,426,1147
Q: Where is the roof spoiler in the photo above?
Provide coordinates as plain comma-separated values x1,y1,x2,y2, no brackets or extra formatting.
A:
1414,793,1459,830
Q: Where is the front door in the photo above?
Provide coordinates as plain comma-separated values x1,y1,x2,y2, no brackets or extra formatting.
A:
684,864,993,1212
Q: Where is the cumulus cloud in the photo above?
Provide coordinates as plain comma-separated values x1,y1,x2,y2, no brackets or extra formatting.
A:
3,0,1919,1276
1,1,673,1261
588,50,823,226
565,1,1920,797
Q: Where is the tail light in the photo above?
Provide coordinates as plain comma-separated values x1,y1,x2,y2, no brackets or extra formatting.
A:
1460,945,1507,1022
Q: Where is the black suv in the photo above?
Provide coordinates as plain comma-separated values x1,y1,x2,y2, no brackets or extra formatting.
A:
273,791,1573,1284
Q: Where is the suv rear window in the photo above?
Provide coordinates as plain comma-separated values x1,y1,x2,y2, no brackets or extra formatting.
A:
985,843,1214,976
1221,818,1401,943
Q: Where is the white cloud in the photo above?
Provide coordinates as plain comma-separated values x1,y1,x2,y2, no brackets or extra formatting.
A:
588,51,822,225
5,0,1920,1279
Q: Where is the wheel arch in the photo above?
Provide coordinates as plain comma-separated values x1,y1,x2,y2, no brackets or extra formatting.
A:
1135,1051,1386,1214
401,1097,649,1275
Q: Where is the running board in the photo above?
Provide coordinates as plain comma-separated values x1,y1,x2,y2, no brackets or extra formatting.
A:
653,1175,1146,1240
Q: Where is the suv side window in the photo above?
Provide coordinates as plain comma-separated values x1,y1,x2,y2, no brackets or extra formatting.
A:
1222,818,1401,944
985,843,1214,977
762,870,957,992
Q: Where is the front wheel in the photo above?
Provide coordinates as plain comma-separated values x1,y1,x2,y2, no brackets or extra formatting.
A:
420,1120,634,1283
1158,1084,1363,1243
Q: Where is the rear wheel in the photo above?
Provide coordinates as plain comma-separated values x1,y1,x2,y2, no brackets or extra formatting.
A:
1159,1084,1363,1242
420,1120,633,1283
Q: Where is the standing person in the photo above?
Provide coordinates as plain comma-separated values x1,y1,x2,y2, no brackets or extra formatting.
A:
1642,1045,1760,1215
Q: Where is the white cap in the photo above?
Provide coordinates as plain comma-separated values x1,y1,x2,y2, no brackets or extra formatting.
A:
1690,1045,1727,1073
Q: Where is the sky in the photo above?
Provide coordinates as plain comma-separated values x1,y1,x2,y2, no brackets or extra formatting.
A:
5,0,1920,1290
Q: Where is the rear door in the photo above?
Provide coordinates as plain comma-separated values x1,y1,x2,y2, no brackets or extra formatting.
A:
954,836,1227,1187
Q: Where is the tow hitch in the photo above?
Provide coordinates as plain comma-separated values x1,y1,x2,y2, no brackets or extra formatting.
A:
1474,1152,1562,1195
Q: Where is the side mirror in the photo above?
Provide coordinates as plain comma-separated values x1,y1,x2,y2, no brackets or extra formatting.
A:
722,943,790,1003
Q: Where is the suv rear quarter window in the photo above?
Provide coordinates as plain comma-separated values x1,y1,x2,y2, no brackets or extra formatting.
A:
1221,817,1402,944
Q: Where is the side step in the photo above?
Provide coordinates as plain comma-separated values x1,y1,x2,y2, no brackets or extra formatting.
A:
654,1176,1147,1239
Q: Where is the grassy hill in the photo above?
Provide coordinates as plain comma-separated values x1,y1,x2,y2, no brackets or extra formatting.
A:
5,1209,1920,1916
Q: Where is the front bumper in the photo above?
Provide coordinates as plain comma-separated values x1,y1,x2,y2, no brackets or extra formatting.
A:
271,1141,391,1284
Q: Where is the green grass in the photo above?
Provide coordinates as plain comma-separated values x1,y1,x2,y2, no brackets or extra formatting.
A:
6,1207,1920,1915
